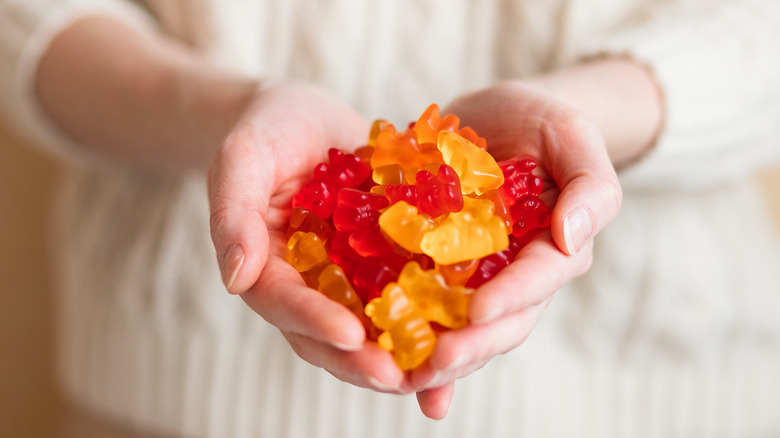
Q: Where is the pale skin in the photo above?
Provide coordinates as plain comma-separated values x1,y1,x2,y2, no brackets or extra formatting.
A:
37,14,662,422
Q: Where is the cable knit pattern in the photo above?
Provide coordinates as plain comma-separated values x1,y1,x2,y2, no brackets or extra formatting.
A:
2,1,780,437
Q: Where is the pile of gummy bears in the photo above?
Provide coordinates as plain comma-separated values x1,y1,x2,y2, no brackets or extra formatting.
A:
286,104,551,370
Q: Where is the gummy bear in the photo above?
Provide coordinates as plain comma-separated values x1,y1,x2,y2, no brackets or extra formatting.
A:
372,164,407,187
397,261,473,329
368,119,389,147
313,148,371,192
347,224,397,258
327,231,360,276
370,123,443,174
353,145,374,165
332,189,389,232
420,197,509,265
466,238,523,288
435,259,480,286
351,256,401,303
378,201,436,254
317,264,364,316
415,164,464,218
287,231,329,273
384,183,418,207
412,104,461,145
291,179,337,220
287,231,330,287
498,157,544,205
364,283,436,370
438,131,504,195
510,195,551,238
478,190,513,231
287,206,333,243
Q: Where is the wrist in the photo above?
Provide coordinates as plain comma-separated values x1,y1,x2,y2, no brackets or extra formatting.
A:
169,66,260,168
526,56,664,167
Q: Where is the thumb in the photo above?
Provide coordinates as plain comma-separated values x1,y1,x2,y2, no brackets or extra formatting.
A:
208,130,274,294
546,115,623,256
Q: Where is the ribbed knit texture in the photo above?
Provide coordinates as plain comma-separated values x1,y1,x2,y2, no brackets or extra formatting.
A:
2,0,780,437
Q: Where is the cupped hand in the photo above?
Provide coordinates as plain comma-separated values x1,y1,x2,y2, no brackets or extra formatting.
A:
412,80,623,418
207,82,411,394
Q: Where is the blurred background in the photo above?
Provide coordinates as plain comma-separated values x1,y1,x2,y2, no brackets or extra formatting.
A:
1,119,64,437
2,116,780,438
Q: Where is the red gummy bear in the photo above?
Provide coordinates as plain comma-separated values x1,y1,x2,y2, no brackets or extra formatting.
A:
352,257,400,303
498,158,544,206
348,224,396,258
416,164,464,218
332,189,389,232
510,195,551,238
291,179,337,220
466,238,523,288
384,184,418,207
313,148,371,192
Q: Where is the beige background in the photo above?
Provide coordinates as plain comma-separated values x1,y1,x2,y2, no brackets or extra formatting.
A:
2,119,780,437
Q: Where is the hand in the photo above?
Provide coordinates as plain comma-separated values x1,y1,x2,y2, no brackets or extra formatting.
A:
410,80,624,418
207,82,412,394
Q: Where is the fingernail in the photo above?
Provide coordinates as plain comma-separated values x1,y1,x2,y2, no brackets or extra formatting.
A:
418,372,442,390
331,341,362,352
563,207,593,255
368,376,401,393
471,307,503,325
221,243,244,292
441,353,470,372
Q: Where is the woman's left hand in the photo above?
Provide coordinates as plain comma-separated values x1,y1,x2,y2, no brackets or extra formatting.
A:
412,79,625,419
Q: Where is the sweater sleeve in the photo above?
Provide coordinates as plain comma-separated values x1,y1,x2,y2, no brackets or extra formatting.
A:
585,0,780,190
0,0,154,165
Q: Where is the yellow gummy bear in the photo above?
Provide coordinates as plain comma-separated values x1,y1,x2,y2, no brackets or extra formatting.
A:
378,201,435,254
364,283,436,370
420,197,509,265
397,261,473,329
438,131,504,195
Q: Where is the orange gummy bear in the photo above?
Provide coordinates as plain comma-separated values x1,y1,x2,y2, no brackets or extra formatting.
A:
370,124,443,174
317,264,364,316
287,231,329,272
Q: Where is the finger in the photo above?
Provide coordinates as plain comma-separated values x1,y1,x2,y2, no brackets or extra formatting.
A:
207,86,368,294
416,382,455,420
425,299,550,378
208,123,276,294
282,331,410,393
469,234,591,324
539,110,622,255
241,255,366,350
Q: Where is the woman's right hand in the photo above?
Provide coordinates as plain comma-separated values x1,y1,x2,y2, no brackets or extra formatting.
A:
207,82,413,394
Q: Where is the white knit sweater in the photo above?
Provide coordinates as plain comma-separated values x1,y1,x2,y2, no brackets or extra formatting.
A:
2,1,780,437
